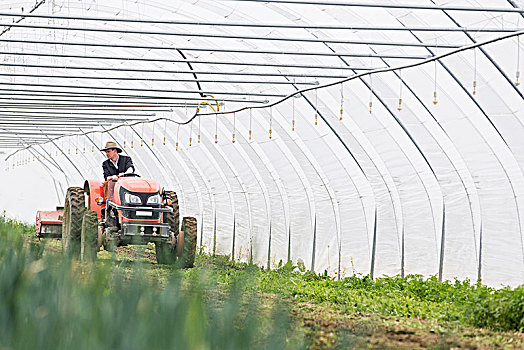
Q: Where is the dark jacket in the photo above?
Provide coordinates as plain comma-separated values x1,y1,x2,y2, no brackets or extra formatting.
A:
102,155,135,180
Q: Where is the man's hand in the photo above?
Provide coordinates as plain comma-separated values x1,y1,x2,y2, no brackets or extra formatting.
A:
118,173,124,177
110,175,118,181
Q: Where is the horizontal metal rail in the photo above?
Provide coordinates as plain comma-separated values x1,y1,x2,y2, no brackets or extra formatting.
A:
0,105,180,111
0,90,269,104
0,62,350,79
0,96,255,106
0,39,430,60
225,0,524,13
0,72,324,84
0,12,518,32
0,50,373,71
0,22,461,48
0,81,288,98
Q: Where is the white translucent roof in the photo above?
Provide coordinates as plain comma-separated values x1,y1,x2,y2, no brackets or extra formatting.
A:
1,0,524,287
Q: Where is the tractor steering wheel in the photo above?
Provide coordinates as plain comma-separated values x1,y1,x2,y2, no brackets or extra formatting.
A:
120,173,140,178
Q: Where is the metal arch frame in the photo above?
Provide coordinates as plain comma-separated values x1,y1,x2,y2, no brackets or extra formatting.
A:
139,123,206,227
175,146,215,250
234,113,316,264
277,102,372,276
196,125,254,261
260,101,349,273
288,7,441,276
281,81,373,276
399,12,524,281
350,72,444,278
205,121,271,265
41,132,87,181
217,116,291,268
25,146,64,204
154,111,214,249
358,13,482,277
182,129,238,257
386,66,481,277
128,124,173,186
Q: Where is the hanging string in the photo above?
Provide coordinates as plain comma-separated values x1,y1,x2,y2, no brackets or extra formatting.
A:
215,113,218,144
369,74,373,114
130,125,134,148
516,19,521,86
292,93,295,131
398,70,403,111
269,107,273,139
140,122,144,146
314,88,318,125
249,108,253,140
123,123,127,148
176,124,180,151
473,48,477,94
232,112,236,143
339,83,344,120
433,38,438,104
163,118,167,145
198,114,201,143
82,135,85,153
151,120,155,146
189,119,193,146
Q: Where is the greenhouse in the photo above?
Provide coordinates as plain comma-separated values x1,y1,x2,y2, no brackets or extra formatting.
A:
1,0,524,288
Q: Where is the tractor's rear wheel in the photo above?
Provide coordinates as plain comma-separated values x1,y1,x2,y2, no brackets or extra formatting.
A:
80,210,98,263
62,187,85,258
179,217,197,268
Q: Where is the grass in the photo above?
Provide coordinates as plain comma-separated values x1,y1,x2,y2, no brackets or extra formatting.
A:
1,214,523,349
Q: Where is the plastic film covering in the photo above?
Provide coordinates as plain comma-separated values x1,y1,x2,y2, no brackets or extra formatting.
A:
1,0,524,287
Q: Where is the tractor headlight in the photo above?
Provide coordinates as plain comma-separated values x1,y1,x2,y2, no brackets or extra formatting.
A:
147,194,161,205
124,193,142,205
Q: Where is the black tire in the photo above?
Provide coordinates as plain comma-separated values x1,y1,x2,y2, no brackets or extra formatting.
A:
179,217,197,268
163,191,180,239
81,210,98,263
155,242,176,265
62,187,85,258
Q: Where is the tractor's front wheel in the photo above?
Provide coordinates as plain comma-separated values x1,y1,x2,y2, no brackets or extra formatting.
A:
163,190,180,240
178,217,197,268
62,187,85,258
80,210,98,262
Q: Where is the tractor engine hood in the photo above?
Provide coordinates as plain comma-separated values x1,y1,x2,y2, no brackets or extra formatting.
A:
117,178,161,194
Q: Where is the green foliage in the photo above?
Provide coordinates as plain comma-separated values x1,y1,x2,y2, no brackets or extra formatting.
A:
257,263,524,333
0,218,302,350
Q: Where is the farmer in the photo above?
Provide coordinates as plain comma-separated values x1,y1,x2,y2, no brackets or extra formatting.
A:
101,141,135,181
101,141,135,202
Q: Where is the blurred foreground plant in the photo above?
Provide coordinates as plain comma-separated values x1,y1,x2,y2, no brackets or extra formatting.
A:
0,218,302,350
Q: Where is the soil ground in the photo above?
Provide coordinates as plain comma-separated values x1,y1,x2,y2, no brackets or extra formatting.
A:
38,238,524,349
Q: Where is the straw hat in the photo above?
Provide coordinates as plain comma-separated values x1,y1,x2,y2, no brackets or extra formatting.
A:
100,141,122,153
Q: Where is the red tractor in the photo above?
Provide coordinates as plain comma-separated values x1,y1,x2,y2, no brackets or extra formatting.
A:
60,174,197,267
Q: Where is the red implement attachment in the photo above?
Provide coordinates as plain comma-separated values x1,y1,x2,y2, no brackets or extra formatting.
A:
35,208,63,238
